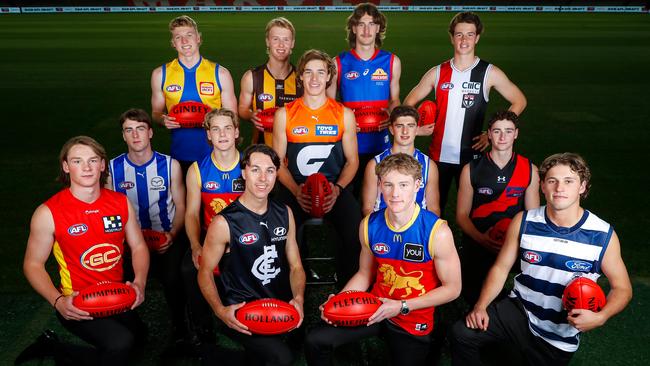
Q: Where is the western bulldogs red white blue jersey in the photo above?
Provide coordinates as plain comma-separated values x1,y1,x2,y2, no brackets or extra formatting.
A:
430,58,491,165
364,205,443,335
191,152,244,229
337,49,393,154
109,152,175,232
373,148,430,211
512,207,612,352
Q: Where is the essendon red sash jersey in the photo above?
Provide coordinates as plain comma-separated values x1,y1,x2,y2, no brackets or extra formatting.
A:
430,58,491,165
45,188,128,295
469,153,532,232
363,205,444,335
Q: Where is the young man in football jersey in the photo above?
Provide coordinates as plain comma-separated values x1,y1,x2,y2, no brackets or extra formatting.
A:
273,49,361,286
239,17,302,146
361,105,440,216
151,15,237,172
456,111,539,305
305,153,461,366
404,12,527,216
106,108,190,352
18,136,149,365
450,153,632,366
328,2,402,197
198,144,305,366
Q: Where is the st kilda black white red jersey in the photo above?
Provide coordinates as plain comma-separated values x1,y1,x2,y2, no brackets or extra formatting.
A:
430,58,491,165
218,199,292,305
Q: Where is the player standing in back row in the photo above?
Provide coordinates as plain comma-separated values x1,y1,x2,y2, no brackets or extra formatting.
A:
405,12,526,215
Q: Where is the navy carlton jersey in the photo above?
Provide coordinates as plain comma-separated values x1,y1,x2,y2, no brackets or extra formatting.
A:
218,199,292,305
337,49,393,154
109,152,175,232
373,148,430,211
469,153,532,232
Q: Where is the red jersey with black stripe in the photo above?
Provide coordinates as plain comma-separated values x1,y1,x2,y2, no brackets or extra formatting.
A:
45,188,128,295
469,153,532,232
430,58,491,165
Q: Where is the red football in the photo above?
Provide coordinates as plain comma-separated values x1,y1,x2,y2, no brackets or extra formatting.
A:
198,255,220,275
73,281,136,318
354,107,388,133
141,229,167,251
236,298,300,335
563,277,607,312
301,173,332,218
417,100,437,126
323,291,382,327
257,107,278,132
488,218,512,245
168,101,212,128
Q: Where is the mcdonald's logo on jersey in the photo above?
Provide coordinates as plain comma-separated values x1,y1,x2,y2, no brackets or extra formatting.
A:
393,234,402,243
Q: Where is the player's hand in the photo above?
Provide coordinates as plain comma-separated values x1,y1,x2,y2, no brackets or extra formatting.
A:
466,306,490,331
290,297,305,328
156,232,173,254
191,245,202,270
216,302,251,335
480,232,503,254
322,183,340,214
294,184,312,213
251,109,265,132
127,280,146,309
472,132,489,151
318,294,336,325
567,309,606,332
162,114,181,129
368,297,401,325
416,123,434,136
378,109,391,131
56,293,92,321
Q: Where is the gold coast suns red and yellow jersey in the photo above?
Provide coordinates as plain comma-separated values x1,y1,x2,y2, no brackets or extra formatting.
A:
364,204,444,335
285,98,345,184
45,189,128,295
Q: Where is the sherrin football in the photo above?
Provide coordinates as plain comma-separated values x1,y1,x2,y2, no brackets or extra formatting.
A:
168,101,211,128
301,173,332,218
488,218,512,245
73,281,136,318
141,229,167,251
354,107,388,133
417,100,437,126
323,291,382,327
562,277,607,312
236,298,300,335
257,107,278,132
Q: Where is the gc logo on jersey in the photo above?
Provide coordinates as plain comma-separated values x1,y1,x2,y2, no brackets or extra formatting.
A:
67,223,88,236
403,243,425,262
200,82,214,96
240,232,259,245
166,84,182,93
345,71,359,80
118,181,135,190
373,243,390,255
81,243,122,271
102,215,123,233
315,125,338,136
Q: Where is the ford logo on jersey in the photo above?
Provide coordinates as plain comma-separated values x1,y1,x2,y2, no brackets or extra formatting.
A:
523,251,542,264
345,71,359,80
373,243,390,255
68,223,88,236
565,260,592,272
204,181,220,190
239,232,259,245
316,125,338,136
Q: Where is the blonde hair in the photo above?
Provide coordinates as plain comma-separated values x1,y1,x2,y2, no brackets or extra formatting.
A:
203,108,242,146
376,153,422,182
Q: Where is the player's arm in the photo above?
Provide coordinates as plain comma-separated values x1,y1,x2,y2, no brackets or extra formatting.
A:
466,211,522,331
218,66,238,116
151,66,180,129
326,57,339,99
404,66,438,136
524,164,540,210
487,65,527,116
456,164,500,251
198,215,251,335
285,207,306,326
425,160,441,215
568,231,632,332
23,205,92,321
361,159,379,217
185,163,203,268
323,107,359,213
238,70,263,132
166,158,186,249
124,199,149,309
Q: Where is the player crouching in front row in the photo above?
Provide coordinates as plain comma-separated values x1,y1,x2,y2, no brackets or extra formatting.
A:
305,153,461,366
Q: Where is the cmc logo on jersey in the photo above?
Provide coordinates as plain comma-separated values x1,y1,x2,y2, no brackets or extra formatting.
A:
292,126,309,135
315,125,338,136
204,181,220,190
565,260,592,272
373,243,390,255
80,243,122,272
440,82,454,91
67,223,88,236
462,81,481,94
166,84,182,93
239,232,259,245
345,71,359,80
523,251,542,264
258,93,274,102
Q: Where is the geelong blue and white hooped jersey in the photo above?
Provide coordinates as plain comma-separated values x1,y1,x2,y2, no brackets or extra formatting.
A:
109,152,175,232
372,147,430,211
511,206,612,352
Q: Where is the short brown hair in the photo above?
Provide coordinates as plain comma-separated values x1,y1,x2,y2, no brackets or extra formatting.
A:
487,110,519,129
241,144,280,170
58,136,108,186
448,12,483,36
376,153,422,182
265,17,295,39
203,108,242,146
389,105,419,125
539,153,592,199
346,2,387,48
296,49,336,89
119,108,152,129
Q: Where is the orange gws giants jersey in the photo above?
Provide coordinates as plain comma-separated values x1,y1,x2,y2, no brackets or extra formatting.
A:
45,188,128,295
284,98,346,184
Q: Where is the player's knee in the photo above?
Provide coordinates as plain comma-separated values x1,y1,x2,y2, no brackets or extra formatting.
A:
449,319,475,347
103,330,136,355
305,327,331,350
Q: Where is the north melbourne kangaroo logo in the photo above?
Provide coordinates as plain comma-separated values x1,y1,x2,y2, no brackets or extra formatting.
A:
378,264,426,298
252,245,281,285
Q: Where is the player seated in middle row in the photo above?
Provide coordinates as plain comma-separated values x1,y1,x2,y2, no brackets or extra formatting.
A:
362,105,440,216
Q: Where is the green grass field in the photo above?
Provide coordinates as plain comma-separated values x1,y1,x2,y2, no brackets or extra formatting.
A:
1,11,649,365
